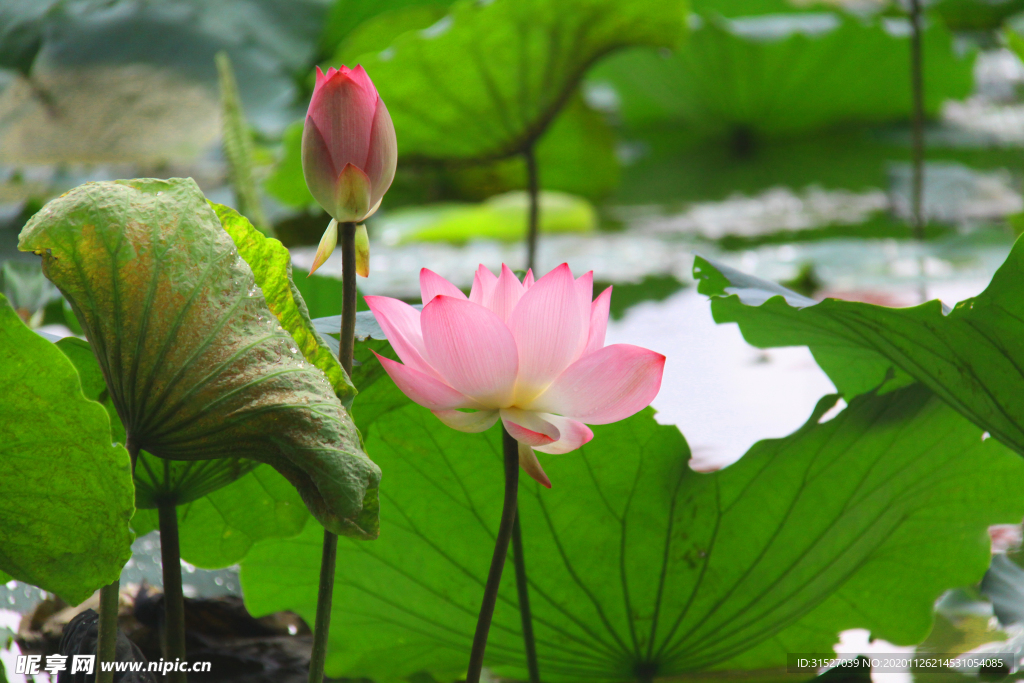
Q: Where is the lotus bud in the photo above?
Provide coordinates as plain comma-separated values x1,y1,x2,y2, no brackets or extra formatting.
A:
303,65,396,275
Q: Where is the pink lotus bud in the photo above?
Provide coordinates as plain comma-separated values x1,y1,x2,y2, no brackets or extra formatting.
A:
302,65,397,225
364,264,666,487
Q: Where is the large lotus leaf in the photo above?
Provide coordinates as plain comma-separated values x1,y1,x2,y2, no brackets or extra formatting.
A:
692,257,916,398
240,370,1024,682
318,0,456,59
694,236,1024,458
59,303,264,510
211,202,356,406
0,294,134,605
18,177,380,538
132,338,397,571
355,0,686,162
588,11,973,138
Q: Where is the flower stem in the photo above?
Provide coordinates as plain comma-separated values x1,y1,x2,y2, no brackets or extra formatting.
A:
95,580,119,683
308,221,357,683
466,427,521,683
524,145,539,272
157,491,187,683
518,144,542,682
511,515,541,683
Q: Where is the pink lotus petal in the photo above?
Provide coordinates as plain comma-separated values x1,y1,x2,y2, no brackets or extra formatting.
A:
309,70,376,176
420,268,466,305
347,64,378,99
530,344,665,424
501,408,558,447
518,443,551,488
501,407,559,438
523,269,535,289
574,271,594,358
363,97,397,208
533,414,594,454
421,295,518,406
584,286,612,356
300,116,339,218
507,263,587,402
469,265,498,306
373,352,475,410
432,409,499,433
489,264,526,321
364,296,438,377
575,271,594,310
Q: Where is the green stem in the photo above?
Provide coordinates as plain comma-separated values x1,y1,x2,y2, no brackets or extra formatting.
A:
908,0,927,301
158,492,188,683
338,222,357,377
524,145,539,272
95,581,119,683
909,0,925,242
511,515,541,683
466,428,520,683
308,221,357,683
308,530,338,683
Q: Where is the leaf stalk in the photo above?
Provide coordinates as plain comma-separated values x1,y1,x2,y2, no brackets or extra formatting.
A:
95,581,119,683
157,491,187,683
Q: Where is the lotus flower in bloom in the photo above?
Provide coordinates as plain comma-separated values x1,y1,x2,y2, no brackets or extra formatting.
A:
303,65,397,274
365,264,666,487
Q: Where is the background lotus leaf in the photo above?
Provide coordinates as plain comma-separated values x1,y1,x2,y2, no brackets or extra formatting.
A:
694,234,1024,458
240,347,1024,681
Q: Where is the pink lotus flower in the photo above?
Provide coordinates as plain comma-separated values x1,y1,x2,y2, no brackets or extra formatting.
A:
304,65,397,274
365,264,666,487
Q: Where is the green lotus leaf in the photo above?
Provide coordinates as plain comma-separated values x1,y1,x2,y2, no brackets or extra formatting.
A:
588,11,973,138
18,177,380,538
694,235,1024,458
59,326,262,510
239,371,1024,681
211,202,356,406
356,0,686,162
0,294,134,605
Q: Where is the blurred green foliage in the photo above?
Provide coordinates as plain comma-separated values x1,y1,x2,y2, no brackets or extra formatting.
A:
589,11,974,141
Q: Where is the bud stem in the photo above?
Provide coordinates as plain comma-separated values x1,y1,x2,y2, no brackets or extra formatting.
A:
524,145,539,272
466,427,520,683
309,221,358,683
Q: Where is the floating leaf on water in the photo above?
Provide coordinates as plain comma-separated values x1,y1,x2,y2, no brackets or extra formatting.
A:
375,190,596,245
